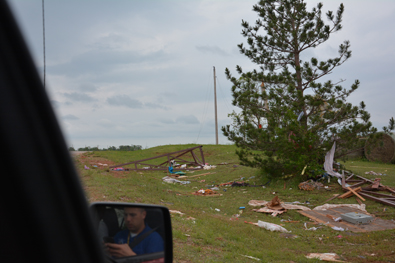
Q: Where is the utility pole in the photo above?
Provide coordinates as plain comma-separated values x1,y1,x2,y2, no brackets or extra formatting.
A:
213,67,218,145
42,0,46,89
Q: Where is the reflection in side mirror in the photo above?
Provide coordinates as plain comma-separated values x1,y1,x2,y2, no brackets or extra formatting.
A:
90,202,172,263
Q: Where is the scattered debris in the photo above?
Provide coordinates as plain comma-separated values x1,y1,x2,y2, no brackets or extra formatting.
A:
371,178,381,189
253,207,286,217
240,255,261,261
299,206,395,232
313,204,366,212
304,222,319,231
248,200,311,211
84,165,90,170
305,253,345,262
326,214,342,222
266,196,285,210
111,167,127,171
189,172,213,178
245,220,290,233
282,204,312,211
230,214,240,219
109,145,206,171
162,176,190,184
203,165,217,170
222,181,249,187
192,189,221,196
344,186,365,201
338,187,362,199
169,210,185,215
298,179,324,191
252,196,287,216
248,200,269,207
365,171,384,176
220,181,266,187
340,172,395,207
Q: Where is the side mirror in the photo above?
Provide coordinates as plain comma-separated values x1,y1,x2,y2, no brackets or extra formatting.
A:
90,202,173,263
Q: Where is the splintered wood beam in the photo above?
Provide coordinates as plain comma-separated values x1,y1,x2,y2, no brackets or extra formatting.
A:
339,187,362,199
347,187,366,201
323,194,341,203
346,180,367,188
359,192,395,207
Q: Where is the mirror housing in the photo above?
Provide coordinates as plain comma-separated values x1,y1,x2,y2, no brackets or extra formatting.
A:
90,202,173,263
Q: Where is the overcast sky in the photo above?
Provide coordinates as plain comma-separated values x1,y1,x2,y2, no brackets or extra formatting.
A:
7,0,395,149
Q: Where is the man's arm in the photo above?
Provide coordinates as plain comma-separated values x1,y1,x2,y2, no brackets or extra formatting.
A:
105,243,136,258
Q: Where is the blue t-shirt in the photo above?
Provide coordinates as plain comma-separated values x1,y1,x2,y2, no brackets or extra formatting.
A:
113,225,164,255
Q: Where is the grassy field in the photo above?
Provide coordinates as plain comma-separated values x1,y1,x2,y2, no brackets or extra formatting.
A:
74,144,395,262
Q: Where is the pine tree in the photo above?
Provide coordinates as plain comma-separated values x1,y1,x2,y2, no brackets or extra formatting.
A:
223,0,378,178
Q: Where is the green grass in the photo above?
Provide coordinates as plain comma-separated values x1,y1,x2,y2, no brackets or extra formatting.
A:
74,144,395,262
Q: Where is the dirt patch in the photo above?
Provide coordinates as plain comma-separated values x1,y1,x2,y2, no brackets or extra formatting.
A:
79,155,117,167
70,151,89,156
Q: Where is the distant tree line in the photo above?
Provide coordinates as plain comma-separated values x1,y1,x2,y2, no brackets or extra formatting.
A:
68,145,142,151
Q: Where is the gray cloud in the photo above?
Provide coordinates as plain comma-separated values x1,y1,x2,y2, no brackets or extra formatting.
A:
157,118,175,124
97,119,113,127
79,83,98,92
159,92,177,98
196,45,229,57
63,92,97,102
107,94,144,108
49,49,167,78
176,115,200,124
145,102,169,110
62,114,79,120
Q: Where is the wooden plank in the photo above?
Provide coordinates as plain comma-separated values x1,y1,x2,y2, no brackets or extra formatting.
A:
339,187,361,199
356,197,363,205
189,172,213,178
298,210,363,232
323,194,341,203
298,211,336,228
346,180,368,188
347,187,366,201
359,192,395,207
346,174,355,181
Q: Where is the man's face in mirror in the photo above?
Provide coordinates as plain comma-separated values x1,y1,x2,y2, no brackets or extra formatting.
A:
124,207,146,234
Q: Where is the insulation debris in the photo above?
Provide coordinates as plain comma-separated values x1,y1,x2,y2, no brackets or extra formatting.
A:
248,200,311,211
298,179,324,191
192,189,221,196
305,253,345,262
